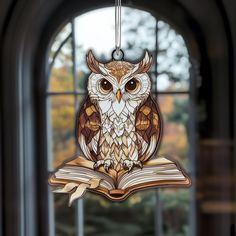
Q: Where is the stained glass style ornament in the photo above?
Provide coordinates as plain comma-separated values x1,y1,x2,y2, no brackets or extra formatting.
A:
49,0,190,205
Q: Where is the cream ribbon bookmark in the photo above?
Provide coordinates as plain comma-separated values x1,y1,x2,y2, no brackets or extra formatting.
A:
53,178,101,206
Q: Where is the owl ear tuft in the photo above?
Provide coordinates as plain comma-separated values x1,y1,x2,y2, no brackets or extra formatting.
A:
86,50,108,75
133,50,153,75
86,50,101,73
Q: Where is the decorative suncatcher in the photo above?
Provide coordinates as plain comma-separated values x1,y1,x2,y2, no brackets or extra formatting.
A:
49,0,191,206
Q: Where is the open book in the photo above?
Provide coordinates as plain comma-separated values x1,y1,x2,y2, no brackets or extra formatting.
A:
49,156,191,205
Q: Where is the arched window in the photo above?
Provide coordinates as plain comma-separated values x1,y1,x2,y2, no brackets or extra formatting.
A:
47,7,194,236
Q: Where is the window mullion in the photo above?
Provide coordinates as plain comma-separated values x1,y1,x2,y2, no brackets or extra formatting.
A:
154,19,163,236
71,18,85,236
188,58,198,236
46,92,86,96
71,19,79,109
46,93,56,236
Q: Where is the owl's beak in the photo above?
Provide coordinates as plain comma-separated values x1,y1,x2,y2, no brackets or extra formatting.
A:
116,89,122,103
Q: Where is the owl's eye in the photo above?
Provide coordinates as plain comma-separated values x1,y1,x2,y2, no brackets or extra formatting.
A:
100,79,113,93
125,78,140,93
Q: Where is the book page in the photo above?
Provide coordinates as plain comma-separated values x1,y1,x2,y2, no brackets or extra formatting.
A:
118,163,187,189
54,166,116,190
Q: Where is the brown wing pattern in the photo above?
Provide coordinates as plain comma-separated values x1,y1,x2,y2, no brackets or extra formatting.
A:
135,95,162,162
76,97,101,161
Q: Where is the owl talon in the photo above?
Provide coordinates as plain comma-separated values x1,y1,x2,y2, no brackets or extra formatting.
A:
94,159,114,172
121,160,142,172
93,160,102,169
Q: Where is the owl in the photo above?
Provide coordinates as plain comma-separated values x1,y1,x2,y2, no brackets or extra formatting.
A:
77,50,162,172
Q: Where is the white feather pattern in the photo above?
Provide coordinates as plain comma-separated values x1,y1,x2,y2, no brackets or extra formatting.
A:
143,135,157,161
79,135,90,159
89,132,100,154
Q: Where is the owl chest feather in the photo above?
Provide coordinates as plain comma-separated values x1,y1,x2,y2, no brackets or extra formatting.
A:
99,106,138,163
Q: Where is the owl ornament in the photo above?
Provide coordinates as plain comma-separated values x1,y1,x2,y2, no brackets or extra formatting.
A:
79,50,160,172
49,50,191,205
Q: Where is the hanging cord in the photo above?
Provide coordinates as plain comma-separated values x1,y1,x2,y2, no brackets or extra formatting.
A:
115,0,121,52
113,0,124,60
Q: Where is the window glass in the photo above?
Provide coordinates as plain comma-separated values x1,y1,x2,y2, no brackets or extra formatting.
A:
48,25,73,92
49,95,76,168
157,22,190,92
54,194,77,236
158,94,190,235
158,94,189,168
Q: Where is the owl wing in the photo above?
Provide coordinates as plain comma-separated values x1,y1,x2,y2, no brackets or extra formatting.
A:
76,97,101,162
135,95,162,162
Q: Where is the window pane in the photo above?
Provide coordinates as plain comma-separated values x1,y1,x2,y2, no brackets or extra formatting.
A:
160,188,190,235
48,24,74,92
48,95,77,235
157,21,190,92
84,191,155,236
49,95,76,168
49,23,72,64
54,194,77,236
157,94,190,235
121,8,156,58
158,94,189,168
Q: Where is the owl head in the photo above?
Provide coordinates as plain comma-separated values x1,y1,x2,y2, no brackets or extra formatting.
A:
86,50,153,115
